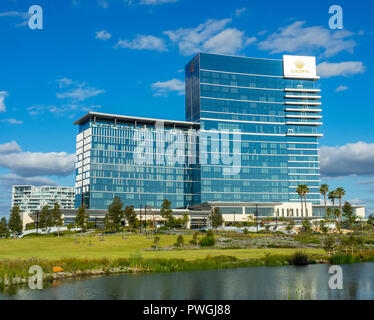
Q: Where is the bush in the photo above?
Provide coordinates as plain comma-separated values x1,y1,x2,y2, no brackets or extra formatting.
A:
174,235,185,248
87,222,95,229
189,232,199,245
206,229,214,237
199,235,215,247
289,251,309,266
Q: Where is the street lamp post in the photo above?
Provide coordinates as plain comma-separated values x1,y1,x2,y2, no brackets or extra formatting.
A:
139,204,142,234
256,204,258,233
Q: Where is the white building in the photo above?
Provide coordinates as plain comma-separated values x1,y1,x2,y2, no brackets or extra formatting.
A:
12,185,75,229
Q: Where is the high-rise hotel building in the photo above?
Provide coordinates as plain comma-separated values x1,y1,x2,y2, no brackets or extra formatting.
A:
74,53,323,212
185,53,322,204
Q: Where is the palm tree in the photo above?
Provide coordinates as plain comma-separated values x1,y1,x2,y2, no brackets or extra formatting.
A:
296,184,309,217
296,185,305,217
328,191,337,221
335,187,346,221
319,184,329,218
303,185,310,217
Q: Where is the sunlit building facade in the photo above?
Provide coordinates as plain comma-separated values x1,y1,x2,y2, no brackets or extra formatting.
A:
74,53,327,216
185,53,322,204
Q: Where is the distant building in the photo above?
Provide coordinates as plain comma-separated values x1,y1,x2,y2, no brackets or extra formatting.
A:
12,185,75,229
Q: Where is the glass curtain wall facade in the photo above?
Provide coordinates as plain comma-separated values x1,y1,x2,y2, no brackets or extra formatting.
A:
74,114,200,209
185,53,322,204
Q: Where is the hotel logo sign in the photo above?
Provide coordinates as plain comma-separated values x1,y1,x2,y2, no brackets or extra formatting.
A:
283,55,317,79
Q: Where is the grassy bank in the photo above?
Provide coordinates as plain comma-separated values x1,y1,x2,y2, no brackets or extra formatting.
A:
0,252,321,287
0,234,324,260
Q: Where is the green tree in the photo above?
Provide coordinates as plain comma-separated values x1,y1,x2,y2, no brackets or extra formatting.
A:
342,201,356,232
302,219,312,233
334,208,341,223
328,191,337,220
368,214,374,227
335,187,346,217
39,205,52,229
105,196,124,232
189,232,199,245
160,199,175,229
319,219,328,234
181,212,189,228
0,217,9,238
326,207,333,221
52,202,63,236
319,184,329,218
286,220,295,233
153,236,160,249
208,207,224,229
75,203,89,232
9,206,22,237
175,235,185,248
323,235,336,256
296,184,309,217
124,205,137,228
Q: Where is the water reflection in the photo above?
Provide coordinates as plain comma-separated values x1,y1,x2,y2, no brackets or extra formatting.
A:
1,263,373,300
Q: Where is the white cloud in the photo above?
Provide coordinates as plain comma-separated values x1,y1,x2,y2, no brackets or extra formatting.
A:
234,8,246,17
257,21,357,58
1,118,23,124
56,77,73,88
202,29,253,55
96,29,111,40
320,142,374,177
115,35,167,52
164,18,253,56
139,0,178,5
97,0,109,8
0,91,9,112
317,61,365,78
0,174,58,188
0,151,75,177
57,84,105,102
0,141,21,154
151,78,184,96
27,104,101,116
0,10,30,27
335,85,349,92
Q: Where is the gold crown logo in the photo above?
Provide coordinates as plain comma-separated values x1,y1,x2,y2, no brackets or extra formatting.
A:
294,59,305,69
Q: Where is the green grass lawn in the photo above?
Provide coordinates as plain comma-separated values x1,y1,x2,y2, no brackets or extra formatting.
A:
0,234,325,260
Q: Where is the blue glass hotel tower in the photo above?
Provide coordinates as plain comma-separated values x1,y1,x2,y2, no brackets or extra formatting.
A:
185,53,321,205
74,53,322,210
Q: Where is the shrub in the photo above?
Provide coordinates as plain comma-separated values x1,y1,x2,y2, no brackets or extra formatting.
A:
289,251,309,266
189,232,199,245
199,235,215,247
174,235,185,248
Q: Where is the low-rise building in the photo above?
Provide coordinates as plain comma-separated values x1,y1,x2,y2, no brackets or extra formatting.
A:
12,185,75,229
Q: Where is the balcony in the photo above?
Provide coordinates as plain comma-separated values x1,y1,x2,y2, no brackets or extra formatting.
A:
286,121,323,126
284,88,321,93
284,94,321,100
285,114,322,119
284,101,321,106
285,108,322,113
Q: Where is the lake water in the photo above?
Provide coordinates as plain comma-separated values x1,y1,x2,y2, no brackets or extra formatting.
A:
1,263,374,300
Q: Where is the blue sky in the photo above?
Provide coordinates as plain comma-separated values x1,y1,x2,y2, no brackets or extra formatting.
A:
0,0,373,217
